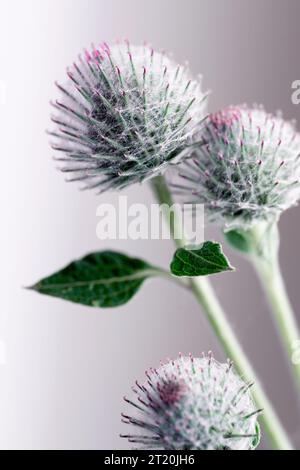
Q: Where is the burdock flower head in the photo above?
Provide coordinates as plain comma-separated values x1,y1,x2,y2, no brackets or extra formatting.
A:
121,353,261,450
50,41,207,192
175,105,300,230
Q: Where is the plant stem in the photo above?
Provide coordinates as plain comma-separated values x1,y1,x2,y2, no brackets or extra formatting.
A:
250,225,300,391
150,174,293,450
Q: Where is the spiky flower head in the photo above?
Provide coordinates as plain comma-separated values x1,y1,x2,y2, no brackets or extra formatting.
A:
121,353,261,450
50,41,207,193
175,105,300,229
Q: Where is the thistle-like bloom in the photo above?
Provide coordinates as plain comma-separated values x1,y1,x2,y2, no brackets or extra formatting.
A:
175,105,300,229
121,354,261,450
50,41,207,192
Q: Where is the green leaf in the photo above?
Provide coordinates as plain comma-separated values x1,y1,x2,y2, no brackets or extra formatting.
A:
170,241,235,277
224,229,254,254
29,251,161,308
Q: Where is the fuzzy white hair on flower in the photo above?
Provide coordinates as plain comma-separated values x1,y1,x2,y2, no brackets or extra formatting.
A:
174,105,300,229
121,353,261,450
49,41,207,193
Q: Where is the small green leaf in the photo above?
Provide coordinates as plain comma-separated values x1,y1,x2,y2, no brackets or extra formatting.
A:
29,251,161,308
171,241,235,277
224,229,254,254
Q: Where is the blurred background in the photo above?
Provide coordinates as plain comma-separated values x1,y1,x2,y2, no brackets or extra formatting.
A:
0,0,300,450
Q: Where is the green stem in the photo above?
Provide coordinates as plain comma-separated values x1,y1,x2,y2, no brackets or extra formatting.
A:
249,225,300,391
151,175,293,450
156,268,190,290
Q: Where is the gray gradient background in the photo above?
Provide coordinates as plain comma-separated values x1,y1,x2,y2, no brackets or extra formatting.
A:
0,0,300,450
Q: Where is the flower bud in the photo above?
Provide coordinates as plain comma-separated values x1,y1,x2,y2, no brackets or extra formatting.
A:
121,353,261,450
175,105,300,229
50,42,207,192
